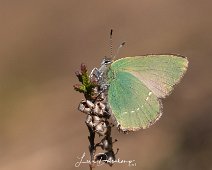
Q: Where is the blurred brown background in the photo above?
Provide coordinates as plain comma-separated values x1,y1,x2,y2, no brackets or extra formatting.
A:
0,1,212,170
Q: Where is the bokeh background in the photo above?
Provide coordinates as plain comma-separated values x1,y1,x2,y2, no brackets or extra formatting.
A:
0,1,212,170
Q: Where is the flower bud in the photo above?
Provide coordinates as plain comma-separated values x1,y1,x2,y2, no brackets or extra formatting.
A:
75,71,83,83
81,63,87,74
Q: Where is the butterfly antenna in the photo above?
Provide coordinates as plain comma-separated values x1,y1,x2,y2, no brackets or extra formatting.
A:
112,41,126,61
110,29,113,58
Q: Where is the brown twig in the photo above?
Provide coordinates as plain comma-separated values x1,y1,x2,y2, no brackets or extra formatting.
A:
87,125,95,169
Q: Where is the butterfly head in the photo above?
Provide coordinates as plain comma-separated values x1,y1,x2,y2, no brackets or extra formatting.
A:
101,57,113,66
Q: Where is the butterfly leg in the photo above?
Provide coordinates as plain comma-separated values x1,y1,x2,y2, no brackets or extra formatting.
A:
100,83,110,91
89,67,102,81
90,66,110,92
90,67,110,85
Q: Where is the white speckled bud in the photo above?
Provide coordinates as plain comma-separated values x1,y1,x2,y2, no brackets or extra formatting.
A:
86,100,94,109
78,102,85,112
85,115,94,128
78,102,91,114
92,116,101,127
93,102,105,116
95,122,107,136
98,102,106,110
93,103,101,115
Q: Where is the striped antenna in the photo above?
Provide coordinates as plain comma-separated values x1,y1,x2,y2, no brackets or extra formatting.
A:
110,29,113,58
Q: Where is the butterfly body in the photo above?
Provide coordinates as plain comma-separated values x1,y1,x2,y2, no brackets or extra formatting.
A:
91,55,188,132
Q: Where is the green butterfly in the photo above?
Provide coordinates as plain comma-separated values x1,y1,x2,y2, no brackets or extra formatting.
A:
92,54,188,131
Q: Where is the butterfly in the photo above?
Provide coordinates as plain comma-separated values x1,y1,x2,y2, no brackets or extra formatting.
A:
96,55,188,131
89,31,188,132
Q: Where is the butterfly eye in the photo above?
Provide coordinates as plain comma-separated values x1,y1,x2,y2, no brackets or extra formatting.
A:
101,58,112,65
104,60,111,64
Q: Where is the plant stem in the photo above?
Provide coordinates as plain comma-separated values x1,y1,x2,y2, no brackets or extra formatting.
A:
87,125,96,169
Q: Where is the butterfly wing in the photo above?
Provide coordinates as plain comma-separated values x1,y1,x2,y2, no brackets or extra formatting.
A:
107,55,188,131
108,71,162,131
